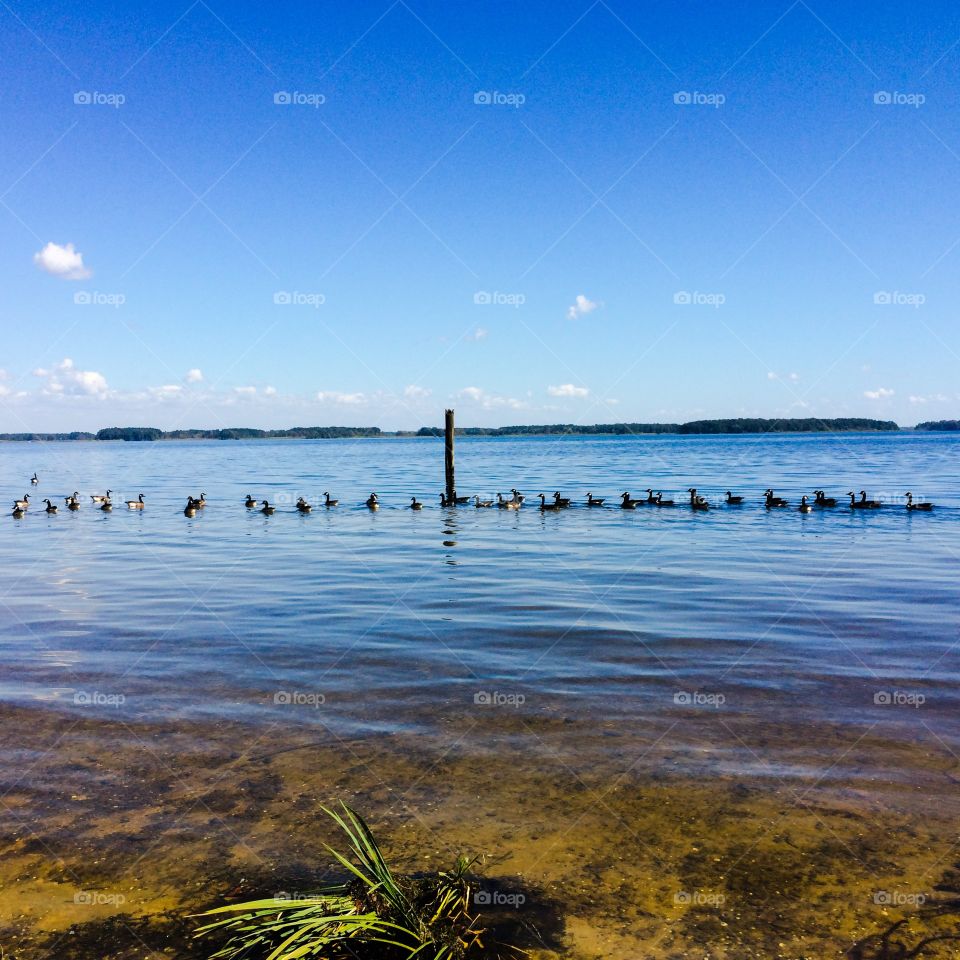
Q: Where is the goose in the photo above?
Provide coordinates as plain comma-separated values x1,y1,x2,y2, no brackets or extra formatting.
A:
453,491,470,505
510,489,526,505
655,492,675,507
65,492,80,510
688,488,709,511
474,496,494,508
245,494,257,508
860,490,881,508
725,491,743,505
849,490,880,509
125,493,145,509
643,489,659,505
798,495,813,514
12,504,24,519
195,493,207,509
14,494,30,510
538,493,561,512
814,490,837,507
184,498,197,517
91,490,110,503
439,492,450,508
30,473,38,485
553,492,571,508
586,492,605,506
43,498,57,514
620,491,642,509
764,489,788,508
905,492,933,512
497,493,520,510
365,493,379,511
296,497,312,513
324,492,339,507
100,499,113,512
410,497,423,511
260,500,275,515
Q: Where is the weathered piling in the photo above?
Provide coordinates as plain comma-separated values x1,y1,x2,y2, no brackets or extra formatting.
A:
444,409,455,502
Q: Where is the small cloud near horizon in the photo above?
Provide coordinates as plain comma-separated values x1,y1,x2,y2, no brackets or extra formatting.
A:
317,390,366,405
33,358,107,395
33,242,91,280
567,294,599,320
548,383,589,398
185,368,203,383
864,387,894,400
404,385,431,400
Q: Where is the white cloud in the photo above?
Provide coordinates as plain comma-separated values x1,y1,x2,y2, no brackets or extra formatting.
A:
548,383,589,398
185,368,203,383
864,387,894,400
263,385,277,397
33,241,91,280
456,386,525,410
234,386,257,396
471,327,488,341
767,371,800,382
567,294,599,320
33,358,107,395
404,384,431,400
767,371,777,380
317,390,365,405
154,384,183,396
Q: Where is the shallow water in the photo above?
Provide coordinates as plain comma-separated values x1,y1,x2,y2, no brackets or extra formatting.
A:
1,432,959,959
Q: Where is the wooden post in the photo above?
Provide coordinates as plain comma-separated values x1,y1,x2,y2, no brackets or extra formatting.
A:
444,409,455,502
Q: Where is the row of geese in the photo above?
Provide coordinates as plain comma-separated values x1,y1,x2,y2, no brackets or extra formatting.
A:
11,477,936,518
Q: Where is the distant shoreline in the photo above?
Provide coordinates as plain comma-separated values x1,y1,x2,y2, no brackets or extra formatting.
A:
0,417,952,442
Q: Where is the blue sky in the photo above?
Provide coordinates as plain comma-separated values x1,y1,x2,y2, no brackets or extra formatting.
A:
2,1,959,430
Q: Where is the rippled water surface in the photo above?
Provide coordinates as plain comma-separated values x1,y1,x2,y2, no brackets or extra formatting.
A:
2,432,959,958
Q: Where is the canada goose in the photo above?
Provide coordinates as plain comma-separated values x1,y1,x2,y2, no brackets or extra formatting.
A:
764,489,788,508
195,493,207,509
184,498,197,517
439,492,449,508
643,489,659,505
365,493,379,511
14,494,30,510
474,496,493,508
510,489,526,505
126,493,145,509
245,495,257,508
553,492,571,508
860,490,881,508
620,491,642,509
586,492,605,506
814,490,837,507
688,488,709,511
91,490,110,503
260,500,275,515
65,492,80,510
655,492,675,507
12,504,24,519
296,497,312,513
538,494,561,512
100,499,112,512
798,496,812,513
451,490,470,505
725,491,743,505
497,493,520,510
30,473,38,485
848,491,881,509
43,499,57,514
324,492,339,507
905,492,933,511
410,497,423,511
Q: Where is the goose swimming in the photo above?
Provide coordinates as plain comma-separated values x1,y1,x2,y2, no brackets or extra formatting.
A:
125,493,145,509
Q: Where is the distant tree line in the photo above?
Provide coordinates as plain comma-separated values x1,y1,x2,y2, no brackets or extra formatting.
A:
0,432,95,441
93,426,383,441
416,417,900,437
914,420,960,431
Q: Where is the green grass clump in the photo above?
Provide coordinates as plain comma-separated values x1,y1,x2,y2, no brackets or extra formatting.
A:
195,802,502,960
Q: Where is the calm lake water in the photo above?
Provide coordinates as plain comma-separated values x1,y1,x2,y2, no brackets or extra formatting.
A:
2,432,959,959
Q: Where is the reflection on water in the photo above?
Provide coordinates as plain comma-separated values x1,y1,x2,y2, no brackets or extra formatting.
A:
1,433,959,958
